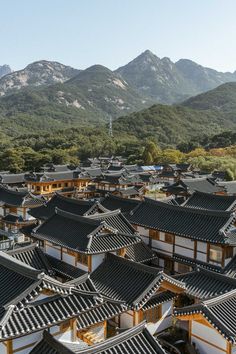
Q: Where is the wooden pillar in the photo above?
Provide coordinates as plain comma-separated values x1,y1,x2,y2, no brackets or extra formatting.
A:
6,340,13,354
70,318,77,341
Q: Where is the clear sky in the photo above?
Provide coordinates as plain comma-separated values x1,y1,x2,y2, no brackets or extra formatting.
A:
1,0,236,72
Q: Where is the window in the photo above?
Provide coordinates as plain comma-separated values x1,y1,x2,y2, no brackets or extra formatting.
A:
165,233,173,244
209,245,222,263
77,253,88,265
52,184,57,188
143,306,161,323
177,263,191,274
225,247,233,259
149,229,159,240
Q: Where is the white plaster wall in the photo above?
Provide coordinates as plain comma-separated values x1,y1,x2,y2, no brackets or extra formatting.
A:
175,236,194,249
55,329,73,341
197,242,207,253
136,226,149,238
92,254,105,271
76,262,88,272
147,315,172,335
192,321,227,353
13,330,42,352
152,240,173,255
196,252,207,262
175,245,194,258
0,343,7,354
147,301,173,335
45,245,61,259
0,207,4,216
62,252,75,266
159,258,165,268
191,337,226,354
120,311,133,328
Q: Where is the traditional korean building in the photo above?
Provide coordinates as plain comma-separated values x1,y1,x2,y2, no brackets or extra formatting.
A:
0,251,126,353
162,177,224,197
0,173,26,188
25,170,91,198
0,187,44,245
129,198,236,273
182,191,236,211
31,208,141,272
28,193,107,222
89,253,185,335
30,322,168,354
175,289,236,354
100,194,141,215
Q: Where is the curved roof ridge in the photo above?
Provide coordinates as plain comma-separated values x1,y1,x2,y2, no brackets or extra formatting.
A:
143,197,234,217
54,208,101,225
0,251,42,280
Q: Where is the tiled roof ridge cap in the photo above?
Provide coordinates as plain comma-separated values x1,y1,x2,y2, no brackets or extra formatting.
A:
0,251,43,280
0,305,15,333
143,197,234,217
39,331,74,353
203,288,236,306
105,193,141,204
6,242,39,255
88,208,122,219
72,322,149,353
54,207,101,225
54,192,94,205
106,253,162,275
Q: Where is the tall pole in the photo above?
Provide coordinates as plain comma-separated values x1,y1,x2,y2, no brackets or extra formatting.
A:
109,116,113,137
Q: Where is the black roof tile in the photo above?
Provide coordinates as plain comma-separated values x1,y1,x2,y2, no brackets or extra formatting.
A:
175,289,236,343
129,198,236,244
33,209,140,254
28,194,105,220
175,268,236,299
183,191,236,211
90,253,185,309
101,194,141,214
30,322,168,354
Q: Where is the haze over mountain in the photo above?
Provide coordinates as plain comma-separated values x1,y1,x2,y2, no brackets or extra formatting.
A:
1,50,236,141
0,65,11,79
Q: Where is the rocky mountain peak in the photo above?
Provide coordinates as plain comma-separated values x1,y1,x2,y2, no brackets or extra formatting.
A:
0,65,12,79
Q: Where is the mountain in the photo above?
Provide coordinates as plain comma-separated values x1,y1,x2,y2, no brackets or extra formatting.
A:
0,60,79,96
176,59,236,93
0,65,11,79
0,64,152,135
116,50,236,104
114,82,236,146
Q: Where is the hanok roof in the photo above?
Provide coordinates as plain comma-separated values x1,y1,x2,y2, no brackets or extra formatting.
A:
88,209,136,235
7,243,85,279
25,170,86,182
0,251,74,310
0,173,25,185
175,268,236,299
181,178,224,194
223,255,236,278
28,193,107,220
0,186,44,208
162,178,224,195
30,322,168,354
129,198,236,244
97,172,142,185
7,243,55,275
218,181,236,195
101,194,141,214
90,253,185,309
0,289,125,341
182,191,236,211
8,244,86,280
125,242,156,263
33,209,140,254
175,289,236,343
